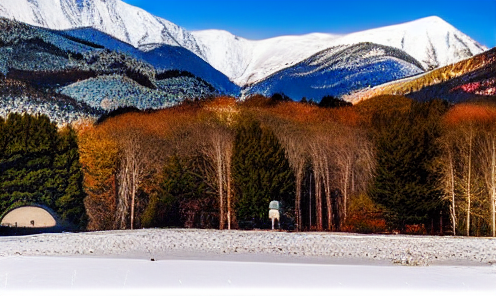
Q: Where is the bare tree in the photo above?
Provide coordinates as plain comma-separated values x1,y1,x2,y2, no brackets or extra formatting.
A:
438,131,458,235
461,125,475,236
332,126,375,228
478,124,496,237
113,126,164,230
197,122,235,229
307,129,333,231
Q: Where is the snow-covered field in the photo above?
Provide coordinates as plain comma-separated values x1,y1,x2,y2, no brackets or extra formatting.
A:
0,229,495,295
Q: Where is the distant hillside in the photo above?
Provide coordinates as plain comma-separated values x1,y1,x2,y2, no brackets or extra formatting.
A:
0,18,230,123
63,28,239,95
0,78,101,125
346,47,496,104
244,43,423,101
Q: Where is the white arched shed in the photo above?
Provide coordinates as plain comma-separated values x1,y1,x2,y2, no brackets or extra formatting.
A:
1,205,57,228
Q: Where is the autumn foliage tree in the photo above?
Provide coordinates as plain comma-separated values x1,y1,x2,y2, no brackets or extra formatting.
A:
78,122,118,230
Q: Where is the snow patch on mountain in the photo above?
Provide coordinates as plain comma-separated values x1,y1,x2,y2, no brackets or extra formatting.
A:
334,16,486,71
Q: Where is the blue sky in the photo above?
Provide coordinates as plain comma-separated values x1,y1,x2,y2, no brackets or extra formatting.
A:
122,0,496,48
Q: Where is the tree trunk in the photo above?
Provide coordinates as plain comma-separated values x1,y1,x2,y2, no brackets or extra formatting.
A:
295,166,303,231
342,161,350,226
226,151,232,230
130,175,135,230
130,156,138,230
491,136,496,237
216,147,225,230
324,158,332,231
117,161,130,230
309,171,312,229
466,129,473,237
448,149,456,236
315,171,323,231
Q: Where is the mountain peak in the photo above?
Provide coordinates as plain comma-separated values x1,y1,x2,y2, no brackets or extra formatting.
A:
417,15,446,23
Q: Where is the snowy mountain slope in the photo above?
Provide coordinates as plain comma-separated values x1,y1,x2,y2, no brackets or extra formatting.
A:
333,16,487,71
192,30,340,85
193,16,486,86
0,0,205,59
244,43,424,101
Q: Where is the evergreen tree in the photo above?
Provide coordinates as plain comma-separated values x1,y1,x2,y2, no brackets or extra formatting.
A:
0,113,57,211
233,119,294,224
53,126,87,229
369,100,449,230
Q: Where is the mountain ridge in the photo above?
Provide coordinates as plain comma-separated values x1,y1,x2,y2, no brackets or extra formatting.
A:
0,0,486,87
243,42,424,100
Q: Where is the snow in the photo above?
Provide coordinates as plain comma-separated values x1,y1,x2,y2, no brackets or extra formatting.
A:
0,229,495,295
193,30,341,85
0,256,495,295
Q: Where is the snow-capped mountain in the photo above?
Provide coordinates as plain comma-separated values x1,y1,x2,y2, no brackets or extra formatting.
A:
0,0,205,58
0,0,486,89
194,16,487,86
333,16,486,71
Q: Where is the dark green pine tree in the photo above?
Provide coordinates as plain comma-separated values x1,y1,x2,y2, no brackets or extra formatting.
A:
233,119,294,223
52,126,87,229
0,113,58,213
369,100,448,231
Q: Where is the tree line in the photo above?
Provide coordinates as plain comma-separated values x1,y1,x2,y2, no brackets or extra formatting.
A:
2,94,496,237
